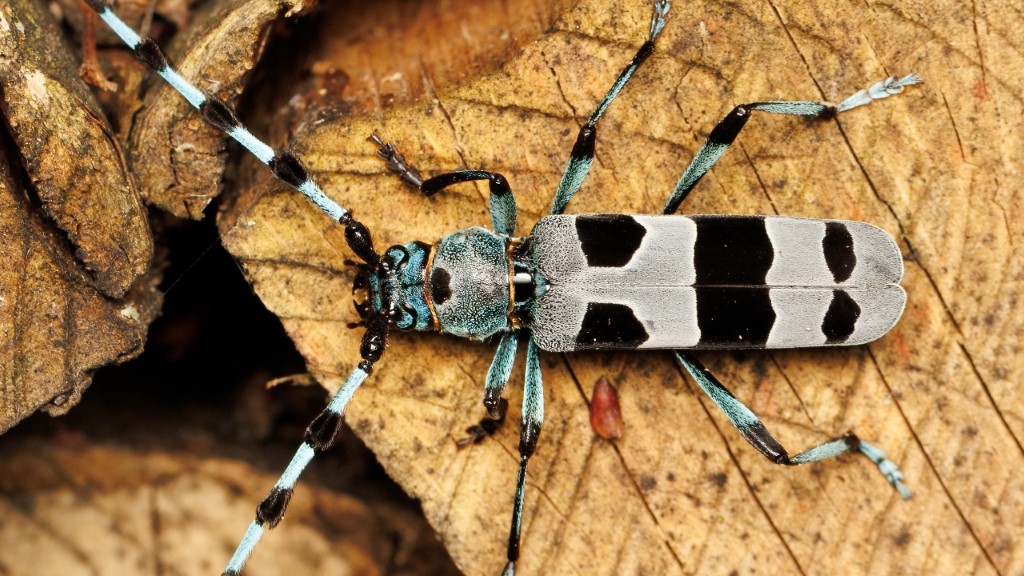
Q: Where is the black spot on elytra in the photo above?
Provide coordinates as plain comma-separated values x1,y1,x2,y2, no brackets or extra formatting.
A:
430,267,452,305
822,290,860,343
694,217,773,285
575,215,646,267
696,287,775,347
823,222,856,283
575,303,649,349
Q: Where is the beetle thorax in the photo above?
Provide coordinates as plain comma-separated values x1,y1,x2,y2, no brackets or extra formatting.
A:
426,227,512,340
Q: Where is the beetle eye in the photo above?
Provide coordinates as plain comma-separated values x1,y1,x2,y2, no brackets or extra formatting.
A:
395,303,418,331
352,269,368,292
383,245,410,271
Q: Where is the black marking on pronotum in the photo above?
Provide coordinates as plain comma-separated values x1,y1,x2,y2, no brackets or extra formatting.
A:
696,287,776,346
430,267,453,305
575,215,647,267
694,217,774,285
823,221,856,283
576,302,650,348
823,289,861,344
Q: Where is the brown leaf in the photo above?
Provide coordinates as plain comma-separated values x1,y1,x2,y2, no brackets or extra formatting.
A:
0,434,446,574
217,1,1024,575
4,0,1020,574
0,0,161,433
0,148,160,433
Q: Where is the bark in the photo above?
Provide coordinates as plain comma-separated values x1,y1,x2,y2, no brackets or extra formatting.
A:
0,0,159,433
0,0,1020,574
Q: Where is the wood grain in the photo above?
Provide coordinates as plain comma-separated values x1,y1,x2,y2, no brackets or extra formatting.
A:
0,0,1020,574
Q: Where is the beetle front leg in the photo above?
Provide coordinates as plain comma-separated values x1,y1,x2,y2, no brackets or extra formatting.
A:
371,135,517,235
675,352,912,499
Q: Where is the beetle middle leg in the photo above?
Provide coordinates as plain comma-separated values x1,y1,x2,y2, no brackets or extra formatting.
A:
484,332,521,416
502,339,545,576
549,0,671,216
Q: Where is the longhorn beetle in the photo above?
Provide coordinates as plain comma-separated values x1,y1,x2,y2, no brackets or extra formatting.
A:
84,0,920,573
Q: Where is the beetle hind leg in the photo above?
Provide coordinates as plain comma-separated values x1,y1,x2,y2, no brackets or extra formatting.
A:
662,74,922,215
675,352,911,499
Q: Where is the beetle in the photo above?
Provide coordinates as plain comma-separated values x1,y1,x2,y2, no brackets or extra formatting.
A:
83,0,919,573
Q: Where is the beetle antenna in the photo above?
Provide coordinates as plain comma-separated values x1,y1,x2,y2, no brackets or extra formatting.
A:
223,311,390,574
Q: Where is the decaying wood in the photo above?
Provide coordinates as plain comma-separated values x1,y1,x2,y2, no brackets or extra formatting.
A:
0,0,313,432
0,435,451,574
0,0,160,433
0,0,1021,574
126,0,314,218
0,0,152,298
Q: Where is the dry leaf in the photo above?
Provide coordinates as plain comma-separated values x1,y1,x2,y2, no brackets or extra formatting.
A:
0,431,452,574
1,0,1021,574
218,1,1024,574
